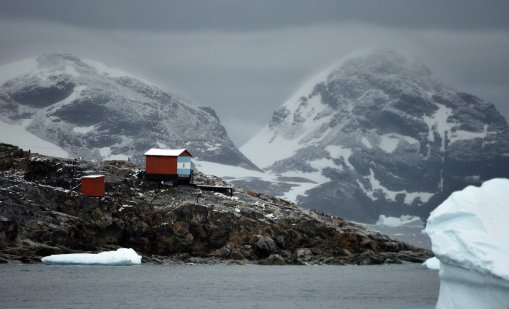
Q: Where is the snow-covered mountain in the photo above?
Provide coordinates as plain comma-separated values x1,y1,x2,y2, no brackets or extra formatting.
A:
0,53,257,169
241,49,509,222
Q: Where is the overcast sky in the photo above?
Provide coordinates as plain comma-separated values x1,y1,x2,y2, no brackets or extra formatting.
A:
1,0,508,146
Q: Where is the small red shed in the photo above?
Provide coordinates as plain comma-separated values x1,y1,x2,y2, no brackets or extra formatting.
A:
81,175,105,197
144,148,193,182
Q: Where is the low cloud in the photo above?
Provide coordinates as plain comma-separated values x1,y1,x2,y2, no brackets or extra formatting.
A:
1,18,508,145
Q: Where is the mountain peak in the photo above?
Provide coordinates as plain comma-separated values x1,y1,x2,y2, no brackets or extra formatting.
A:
241,49,509,222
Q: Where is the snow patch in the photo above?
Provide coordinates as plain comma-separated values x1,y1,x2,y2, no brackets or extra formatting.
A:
280,169,330,201
360,169,433,204
423,104,455,151
98,147,112,158
378,133,419,153
107,154,129,161
379,134,400,153
195,160,274,182
0,120,69,158
194,160,320,203
404,191,434,204
99,147,128,161
309,157,336,171
361,137,372,149
325,145,354,170
448,125,489,144
21,119,33,129
240,125,300,169
73,125,95,134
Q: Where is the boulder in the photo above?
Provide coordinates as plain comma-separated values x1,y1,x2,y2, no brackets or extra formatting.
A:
254,236,277,258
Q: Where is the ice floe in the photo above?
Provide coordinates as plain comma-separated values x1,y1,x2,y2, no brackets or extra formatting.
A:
42,248,142,266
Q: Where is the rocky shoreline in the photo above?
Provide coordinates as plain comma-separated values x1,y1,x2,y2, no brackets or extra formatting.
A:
0,143,431,265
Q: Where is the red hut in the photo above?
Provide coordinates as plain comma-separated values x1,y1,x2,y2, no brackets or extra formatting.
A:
144,148,193,183
81,175,105,197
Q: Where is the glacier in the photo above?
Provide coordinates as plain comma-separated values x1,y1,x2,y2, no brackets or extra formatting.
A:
41,248,142,266
425,178,509,309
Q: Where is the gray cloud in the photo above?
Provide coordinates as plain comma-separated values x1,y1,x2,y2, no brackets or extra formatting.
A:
1,0,509,32
0,2,508,146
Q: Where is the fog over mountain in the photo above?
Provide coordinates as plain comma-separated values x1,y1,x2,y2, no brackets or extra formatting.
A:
1,1,509,146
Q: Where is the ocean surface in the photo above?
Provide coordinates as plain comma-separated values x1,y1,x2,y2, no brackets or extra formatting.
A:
1,263,438,309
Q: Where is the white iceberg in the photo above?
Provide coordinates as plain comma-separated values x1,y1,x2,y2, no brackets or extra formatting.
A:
425,178,509,309
375,214,424,228
41,248,142,266
423,257,441,270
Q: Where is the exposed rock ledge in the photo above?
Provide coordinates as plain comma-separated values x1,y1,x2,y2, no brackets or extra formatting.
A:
0,143,431,265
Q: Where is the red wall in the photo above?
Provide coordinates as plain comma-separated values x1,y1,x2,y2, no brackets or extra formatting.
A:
81,177,105,197
145,156,177,175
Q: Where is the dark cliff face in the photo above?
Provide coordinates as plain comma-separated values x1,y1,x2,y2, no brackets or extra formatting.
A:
0,144,430,265
242,50,509,222
0,54,258,170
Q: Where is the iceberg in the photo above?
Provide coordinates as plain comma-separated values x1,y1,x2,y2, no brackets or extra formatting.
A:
423,257,441,270
375,215,424,228
41,248,142,266
425,178,509,309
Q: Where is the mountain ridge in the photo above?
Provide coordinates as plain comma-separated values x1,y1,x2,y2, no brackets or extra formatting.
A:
0,53,258,170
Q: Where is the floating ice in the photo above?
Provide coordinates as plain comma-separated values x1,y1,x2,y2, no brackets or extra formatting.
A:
375,215,423,228
425,178,509,309
423,257,441,270
42,248,142,266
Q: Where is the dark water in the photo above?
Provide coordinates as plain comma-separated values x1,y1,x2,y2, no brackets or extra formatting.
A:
0,264,438,309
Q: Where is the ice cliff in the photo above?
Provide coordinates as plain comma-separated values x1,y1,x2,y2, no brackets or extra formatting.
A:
425,178,509,309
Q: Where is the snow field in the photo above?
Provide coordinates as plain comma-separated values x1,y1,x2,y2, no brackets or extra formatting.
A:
0,120,69,158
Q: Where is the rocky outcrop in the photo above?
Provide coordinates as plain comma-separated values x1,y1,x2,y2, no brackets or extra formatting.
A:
0,143,431,264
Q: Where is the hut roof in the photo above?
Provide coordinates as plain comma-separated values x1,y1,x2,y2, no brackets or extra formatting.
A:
144,148,192,157
82,175,104,179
